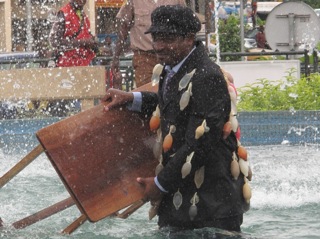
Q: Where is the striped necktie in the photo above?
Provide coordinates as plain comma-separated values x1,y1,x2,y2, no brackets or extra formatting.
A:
163,69,175,102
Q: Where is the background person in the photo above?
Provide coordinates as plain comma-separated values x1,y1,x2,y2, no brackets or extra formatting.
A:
102,5,249,232
110,0,186,89
251,0,257,29
94,35,115,66
48,0,99,116
49,0,99,67
98,36,114,57
256,25,268,49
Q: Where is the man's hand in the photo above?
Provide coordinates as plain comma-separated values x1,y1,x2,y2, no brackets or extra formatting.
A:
101,88,134,111
137,177,163,205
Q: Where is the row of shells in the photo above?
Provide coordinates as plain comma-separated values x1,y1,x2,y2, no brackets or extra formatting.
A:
148,66,252,220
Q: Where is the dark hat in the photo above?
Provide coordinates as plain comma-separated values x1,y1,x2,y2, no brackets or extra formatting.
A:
145,5,201,35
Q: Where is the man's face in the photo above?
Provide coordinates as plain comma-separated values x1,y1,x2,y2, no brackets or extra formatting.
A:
72,0,87,9
151,33,193,66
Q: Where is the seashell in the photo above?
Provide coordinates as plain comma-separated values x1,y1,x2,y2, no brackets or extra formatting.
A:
179,90,191,111
150,106,161,131
239,158,249,177
231,158,240,180
187,82,193,94
228,85,237,103
151,64,164,86
237,139,241,147
243,181,252,204
153,141,162,159
189,204,198,221
238,145,248,161
178,69,196,91
181,161,192,179
189,192,199,220
162,125,175,152
231,102,237,115
154,105,160,117
190,192,199,205
232,152,238,161
247,166,253,181
223,121,232,139
155,162,164,176
195,125,205,139
194,166,205,189
181,152,194,179
149,115,160,131
169,125,176,134
163,133,173,152
173,189,183,210
156,128,162,142
148,206,158,220
186,152,195,163
230,115,238,132
202,119,210,132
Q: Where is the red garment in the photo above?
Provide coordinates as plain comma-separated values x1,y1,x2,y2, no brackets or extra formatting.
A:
256,31,266,49
56,3,95,67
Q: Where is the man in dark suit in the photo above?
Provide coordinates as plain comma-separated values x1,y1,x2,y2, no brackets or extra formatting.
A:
102,5,249,232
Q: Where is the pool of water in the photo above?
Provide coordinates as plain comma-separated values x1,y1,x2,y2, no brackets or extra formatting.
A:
1,120,320,238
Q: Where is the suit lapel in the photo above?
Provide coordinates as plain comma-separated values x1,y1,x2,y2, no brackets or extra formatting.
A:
160,42,206,111
161,70,184,110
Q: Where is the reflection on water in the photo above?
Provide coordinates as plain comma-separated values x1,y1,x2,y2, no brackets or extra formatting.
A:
1,141,320,238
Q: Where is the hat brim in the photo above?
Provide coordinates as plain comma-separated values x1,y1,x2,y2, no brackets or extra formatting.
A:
145,25,184,35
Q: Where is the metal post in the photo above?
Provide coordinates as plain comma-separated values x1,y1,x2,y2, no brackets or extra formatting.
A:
313,50,318,73
26,0,34,51
205,0,211,51
240,0,244,60
288,13,295,51
304,49,309,77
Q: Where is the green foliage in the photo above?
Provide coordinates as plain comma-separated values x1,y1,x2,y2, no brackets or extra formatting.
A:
256,18,265,27
237,71,320,111
218,15,241,61
299,0,320,8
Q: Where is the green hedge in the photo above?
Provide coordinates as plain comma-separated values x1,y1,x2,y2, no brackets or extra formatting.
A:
237,70,320,111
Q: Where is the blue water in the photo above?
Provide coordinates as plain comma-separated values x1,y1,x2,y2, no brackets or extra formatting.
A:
1,119,320,238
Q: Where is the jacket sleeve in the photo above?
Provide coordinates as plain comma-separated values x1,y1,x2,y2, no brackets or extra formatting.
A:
140,91,159,117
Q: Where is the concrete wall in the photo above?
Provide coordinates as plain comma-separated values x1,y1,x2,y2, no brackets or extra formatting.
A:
2,110,320,152
219,60,301,90
239,111,320,145
0,0,11,52
0,2,5,52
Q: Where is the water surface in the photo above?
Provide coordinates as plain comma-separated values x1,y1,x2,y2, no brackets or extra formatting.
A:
1,143,320,239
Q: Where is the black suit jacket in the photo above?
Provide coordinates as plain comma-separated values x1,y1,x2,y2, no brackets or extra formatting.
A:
140,41,247,227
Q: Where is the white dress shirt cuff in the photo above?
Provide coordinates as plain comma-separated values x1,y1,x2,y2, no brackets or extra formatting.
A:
154,176,168,193
127,92,142,112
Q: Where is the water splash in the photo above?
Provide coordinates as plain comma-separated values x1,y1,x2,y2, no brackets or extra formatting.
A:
249,145,320,209
1,128,320,238
287,126,319,137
